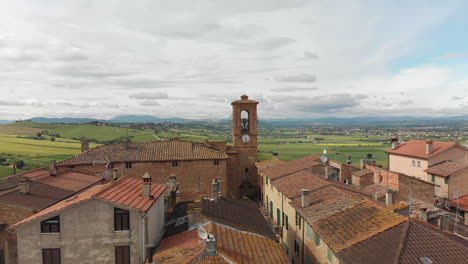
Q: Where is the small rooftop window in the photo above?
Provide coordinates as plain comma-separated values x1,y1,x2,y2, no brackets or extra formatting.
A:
419,257,433,264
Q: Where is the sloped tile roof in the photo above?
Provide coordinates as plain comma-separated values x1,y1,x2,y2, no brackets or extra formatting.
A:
424,161,468,177
0,182,74,211
260,154,321,180
255,157,286,170
57,141,229,166
36,171,102,192
97,177,167,211
194,255,229,263
337,219,468,264
290,186,364,224
19,167,51,179
153,222,290,264
385,140,463,159
201,198,277,240
313,200,407,252
271,171,329,199
10,184,110,228
449,194,468,211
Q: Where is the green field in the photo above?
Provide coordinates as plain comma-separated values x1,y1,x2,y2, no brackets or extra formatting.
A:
0,122,395,178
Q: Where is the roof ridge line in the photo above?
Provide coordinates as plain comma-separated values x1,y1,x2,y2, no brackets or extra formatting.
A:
393,220,411,264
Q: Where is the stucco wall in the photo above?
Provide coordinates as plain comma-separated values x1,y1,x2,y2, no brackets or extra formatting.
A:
389,154,428,179
16,198,165,264
428,146,468,166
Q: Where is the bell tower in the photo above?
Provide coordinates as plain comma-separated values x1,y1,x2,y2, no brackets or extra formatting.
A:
230,95,258,198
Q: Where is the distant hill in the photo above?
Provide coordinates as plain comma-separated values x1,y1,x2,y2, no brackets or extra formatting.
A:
30,117,100,124
0,120,13,124
108,115,192,123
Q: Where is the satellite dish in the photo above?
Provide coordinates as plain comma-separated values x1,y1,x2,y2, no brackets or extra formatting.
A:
320,155,328,163
197,227,208,240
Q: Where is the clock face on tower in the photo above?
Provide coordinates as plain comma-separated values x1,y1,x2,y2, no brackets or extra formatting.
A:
241,134,250,143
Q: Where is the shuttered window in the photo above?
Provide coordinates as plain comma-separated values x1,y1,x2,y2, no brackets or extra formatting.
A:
41,216,60,233
42,248,61,264
314,231,320,246
114,208,130,231
115,246,130,264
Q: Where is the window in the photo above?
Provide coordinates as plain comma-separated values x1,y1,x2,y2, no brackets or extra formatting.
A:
245,168,249,173
314,231,320,246
41,216,60,233
431,175,436,182
42,248,61,264
327,247,333,262
214,160,220,166
295,212,301,229
172,161,178,167
114,208,130,231
269,201,273,218
125,162,132,169
265,176,268,185
285,214,289,230
306,224,312,241
445,178,449,184
115,246,130,264
277,208,281,225
294,240,299,256
417,161,421,167
412,160,416,167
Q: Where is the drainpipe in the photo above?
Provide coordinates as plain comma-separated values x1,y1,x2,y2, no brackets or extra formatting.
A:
141,212,148,262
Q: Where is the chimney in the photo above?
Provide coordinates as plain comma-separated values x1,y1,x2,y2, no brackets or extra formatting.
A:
324,167,329,179
391,136,399,150
19,177,30,194
111,169,117,182
272,152,279,160
212,179,220,199
241,95,248,100
301,189,310,208
81,138,89,153
205,234,217,256
419,207,428,222
346,155,352,165
142,172,152,199
169,173,176,187
13,164,16,175
438,214,445,231
360,159,368,170
49,160,57,176
385,189,393,206
425,140,433,155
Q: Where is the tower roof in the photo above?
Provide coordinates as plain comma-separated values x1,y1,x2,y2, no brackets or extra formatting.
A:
231,95,258,105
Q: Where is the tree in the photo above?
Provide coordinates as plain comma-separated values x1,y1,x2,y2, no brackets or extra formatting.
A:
367,153,373,159
36,132,42,138
15,160,25,169
50,137,56,142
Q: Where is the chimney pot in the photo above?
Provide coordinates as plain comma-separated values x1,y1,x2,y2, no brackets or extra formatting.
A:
142,172,151,198
241,95,248,100
419,207,428,222
81,138,89,153
385,189,393,206
301,189,310,208
425,139,433,155
49,160,57,176
19,177,30,194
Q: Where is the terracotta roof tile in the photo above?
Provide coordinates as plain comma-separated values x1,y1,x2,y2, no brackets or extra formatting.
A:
255,158,286,170
449,194,468,211
271,171,330,199
260,154,321,180
36,171,102,192
57,141,229,166
313,200,407,252
424,161,468,177
337,219,468,264
386,139,463,159
96,177,167,211
0,182,74,211
153,222,290,264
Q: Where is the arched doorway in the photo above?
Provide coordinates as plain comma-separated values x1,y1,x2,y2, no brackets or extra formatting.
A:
239,181,255,199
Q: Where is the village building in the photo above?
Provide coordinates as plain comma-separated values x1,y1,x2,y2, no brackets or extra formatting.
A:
386,138,468,181
0,168,102,264
425,161,468,200
11,175,167,264
53,95,260,201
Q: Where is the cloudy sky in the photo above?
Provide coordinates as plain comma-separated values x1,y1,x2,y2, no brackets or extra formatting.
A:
1,0,468,120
